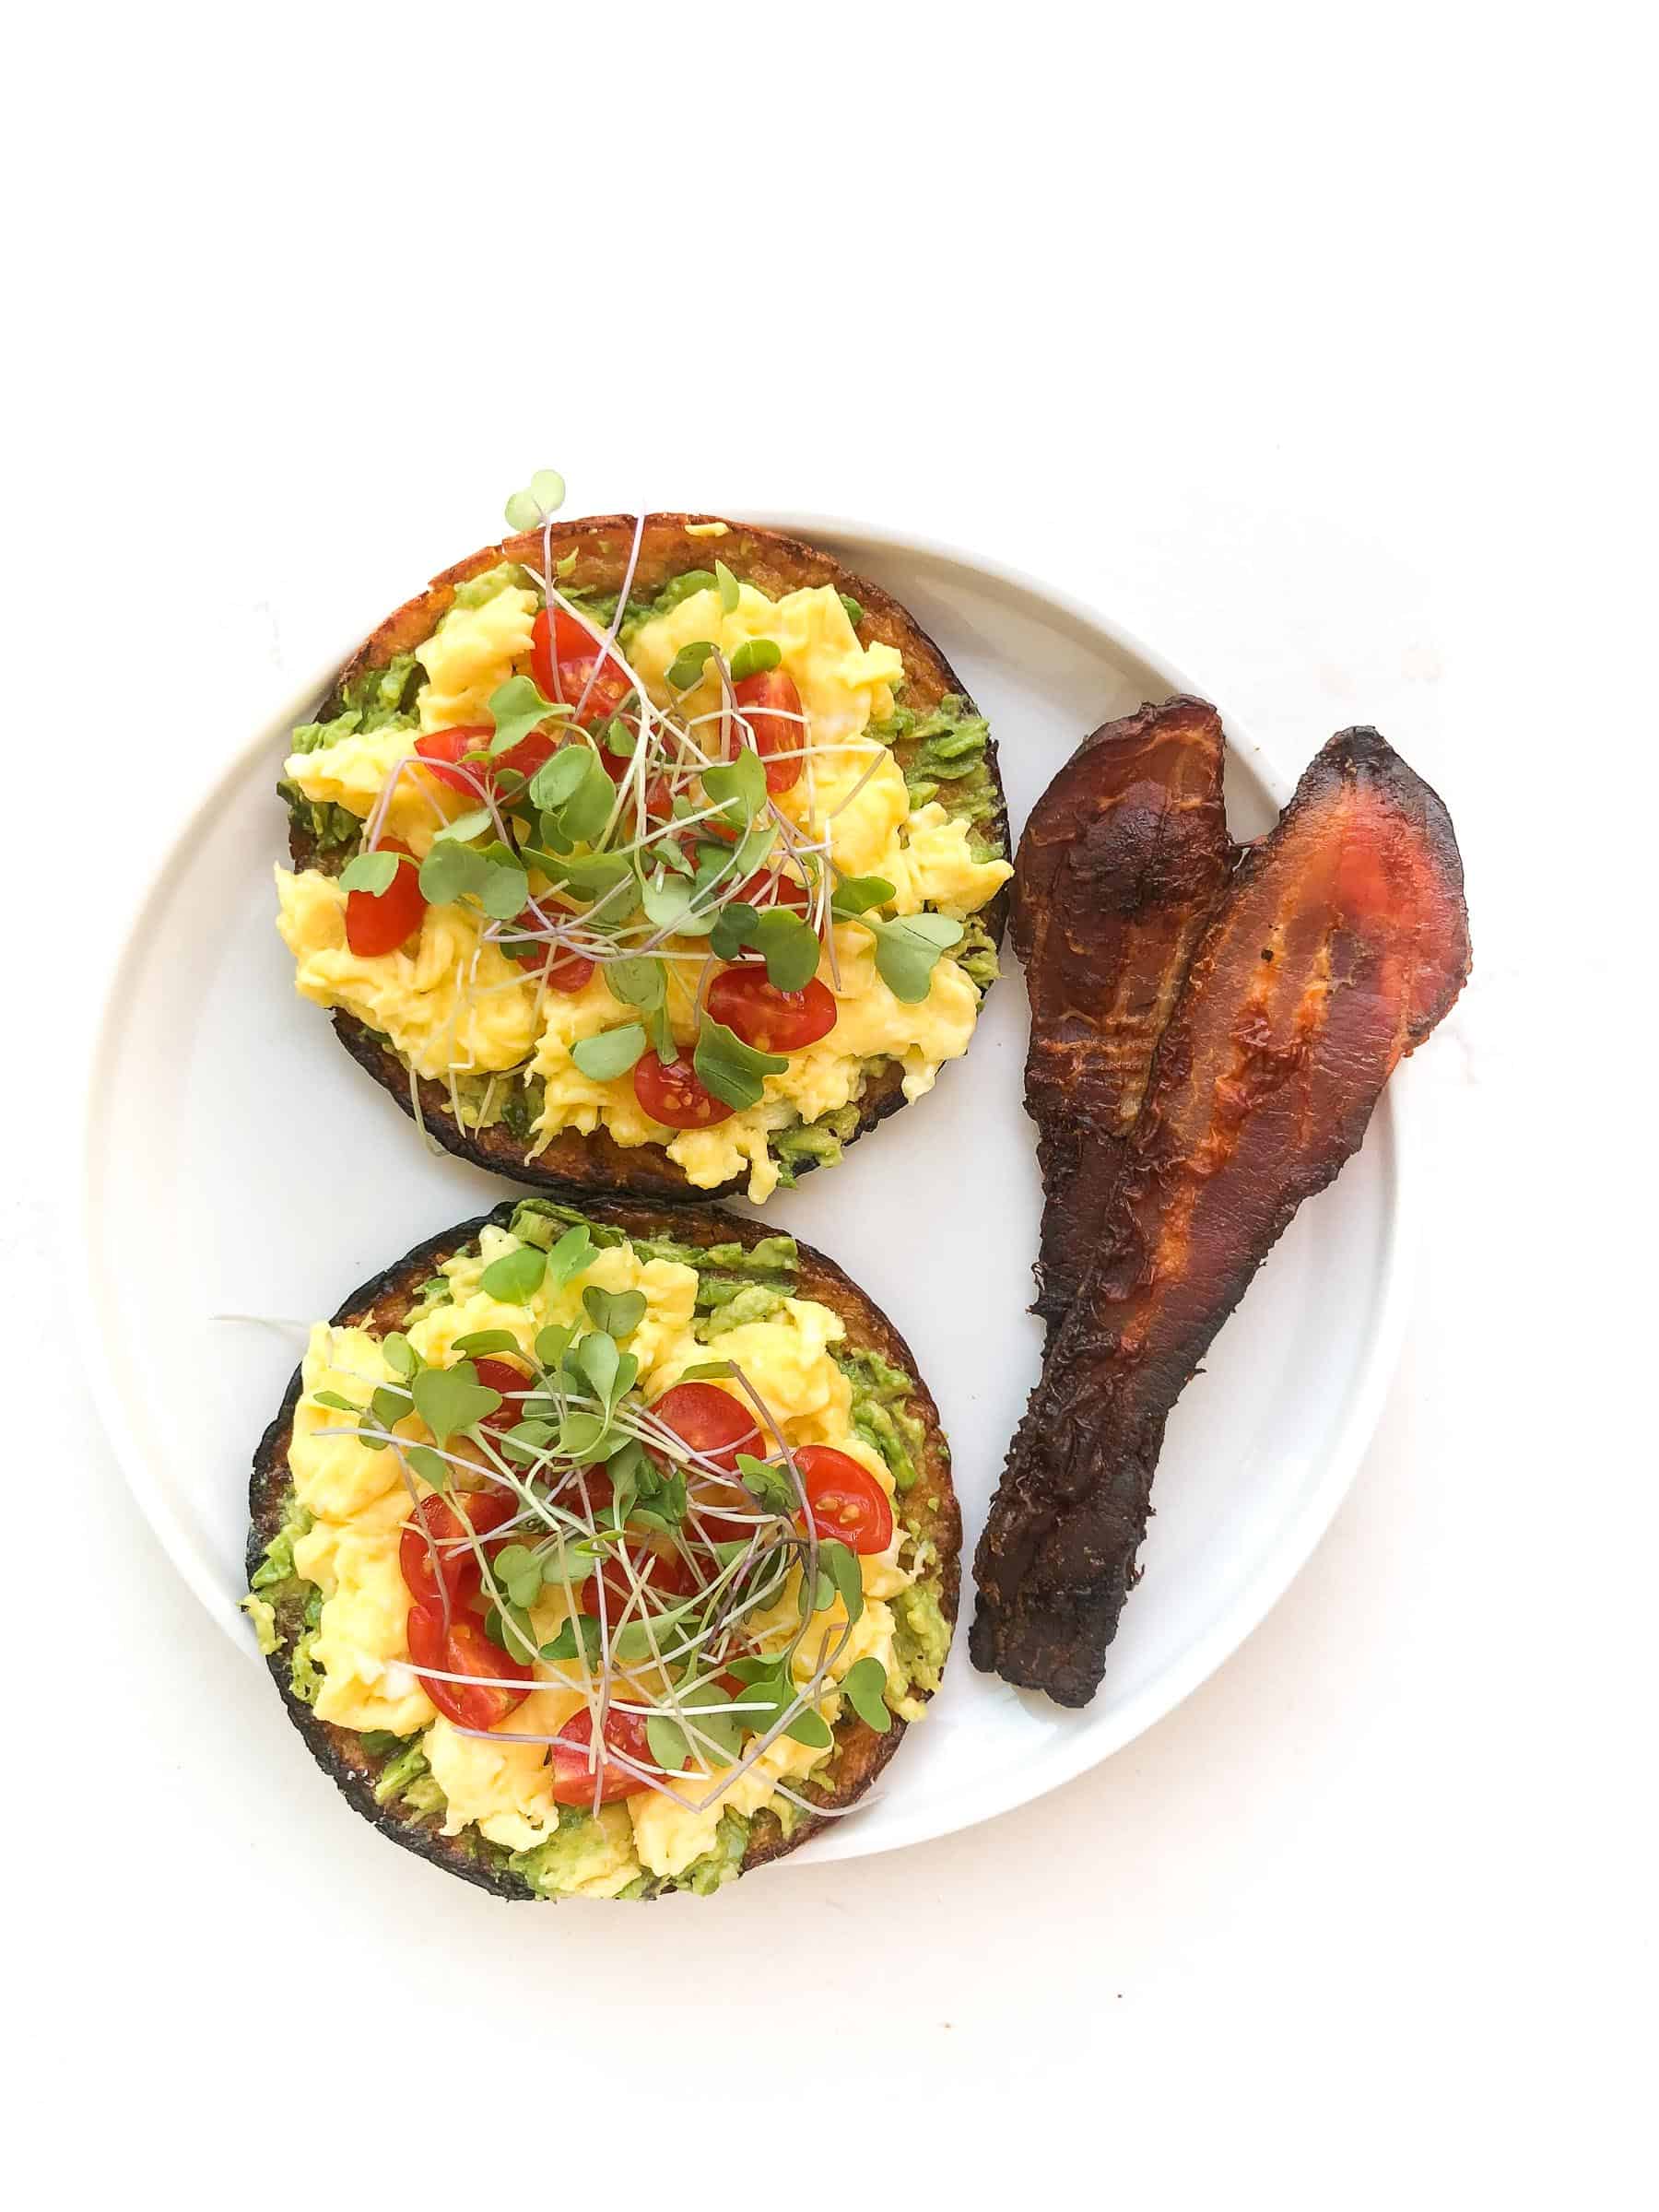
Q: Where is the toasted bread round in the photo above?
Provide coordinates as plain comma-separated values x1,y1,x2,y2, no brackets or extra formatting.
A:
287,513,1010,1201
247,1196,960,1900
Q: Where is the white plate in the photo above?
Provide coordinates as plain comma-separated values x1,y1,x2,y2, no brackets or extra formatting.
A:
80,517,1417,1866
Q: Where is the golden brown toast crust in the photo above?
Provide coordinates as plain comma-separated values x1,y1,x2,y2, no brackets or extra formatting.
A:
289,514,1009,1201
247,1198,960,1898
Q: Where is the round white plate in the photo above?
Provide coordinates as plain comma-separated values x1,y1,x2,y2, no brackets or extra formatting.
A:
81,517,1417,1865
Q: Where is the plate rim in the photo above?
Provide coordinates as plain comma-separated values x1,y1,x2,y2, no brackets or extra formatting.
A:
76,510,1419,1862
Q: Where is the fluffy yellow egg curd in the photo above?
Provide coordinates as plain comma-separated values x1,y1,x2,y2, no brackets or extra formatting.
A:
275,553,1009,1200
245,1203,954,1900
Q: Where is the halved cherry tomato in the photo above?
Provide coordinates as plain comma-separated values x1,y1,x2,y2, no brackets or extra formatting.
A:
414,724,495,794
508,936,597,994
706,968,836,1054
795,1444,894,1556
735,866,811,915
407,1601,532,1730
399,1490,519,1606
345,838,427,957
639,774,676,822
632,1051,734,1129
548,1705,663,1804
558,654,634,731
472,1357,534,1435
532,606,620,695
733,669,806,794
646,1382,760,1477
578,1539,698,1619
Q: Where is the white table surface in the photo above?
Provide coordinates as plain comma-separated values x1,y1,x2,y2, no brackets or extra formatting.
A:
11,7,1651,2204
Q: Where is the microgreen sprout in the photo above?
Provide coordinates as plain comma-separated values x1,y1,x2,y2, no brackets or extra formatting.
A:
325,473,972,1152
312,1258,888,1818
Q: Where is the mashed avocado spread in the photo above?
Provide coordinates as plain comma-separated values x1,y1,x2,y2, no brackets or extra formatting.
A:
275,547,1010,1200
247,1201,954,1900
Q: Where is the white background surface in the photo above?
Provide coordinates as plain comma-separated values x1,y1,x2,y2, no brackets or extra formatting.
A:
8,5,1653,2205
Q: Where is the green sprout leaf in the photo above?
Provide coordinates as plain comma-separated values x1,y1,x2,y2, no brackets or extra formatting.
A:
751,908,821,991
729,636,782,682
574,1329,620,1405
535,1323,573,1368
606,957,666,1013
841,1655,891,1732
782,1702,834,1751
480,1242,547,1304
434,806,494,844
838,594,863,629
492,1544,546,1611
450,1330,520,1359
370,1384,409,1432
404,1445,450,1488
818,1537,865,1627
641,868,716,939
735,1453,796,1515
676,1359,737,1382
481,859,530,921
487,676,562,758
547,1223,596,1288
715,559,741,614
647,1714,690,1772
693,1017,787,1111
418,839,489,907
381,1333,418,1379
830,874,896,918
571,1024,647,1080
868,912,964,1003
505,469,566,530
338,850,399,895
410,1360,502,1445
710,901,760,961
702,747,767,828
312,1389,361,1417
583,1286,646,1339
558,749,618,846
527,746,591,811
666,640,717,691
540,1615,604,1664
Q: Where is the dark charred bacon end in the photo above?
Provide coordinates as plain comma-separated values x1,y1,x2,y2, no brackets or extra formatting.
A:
972,726,1471,1705
1014,697,1233,1337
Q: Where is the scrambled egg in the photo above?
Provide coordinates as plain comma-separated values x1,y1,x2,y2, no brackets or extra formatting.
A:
283,1222,914,1888
276,572,1011,1198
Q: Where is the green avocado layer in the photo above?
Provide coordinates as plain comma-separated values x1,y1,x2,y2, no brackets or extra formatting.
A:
248,1199,952,1901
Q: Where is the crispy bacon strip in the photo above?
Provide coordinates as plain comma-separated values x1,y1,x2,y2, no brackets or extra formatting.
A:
972,728,1471,1704
1015,698,1233,1339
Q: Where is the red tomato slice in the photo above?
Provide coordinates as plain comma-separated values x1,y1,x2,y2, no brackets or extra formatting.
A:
472,1356,533,1435
706,968,835,1054
559,654,633,729
578,1539,698,1619
532,606,620,695
795,1444,894,1556
508,936,597,994
414,724,495,795
399,1490,519,1605
345,838,428,958
407,1601,532,1730
646,1382,760,1477
632,1051,734,1129
735,866,811,916
733,670,806,794
548,1706,661,1805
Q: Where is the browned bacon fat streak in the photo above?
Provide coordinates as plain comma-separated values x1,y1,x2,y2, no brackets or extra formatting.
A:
1014,698,1233,1340
972,727,1470,1704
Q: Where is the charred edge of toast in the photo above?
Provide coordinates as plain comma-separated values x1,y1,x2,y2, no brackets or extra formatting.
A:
291,514,1010,1200
247,1198,960,1899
